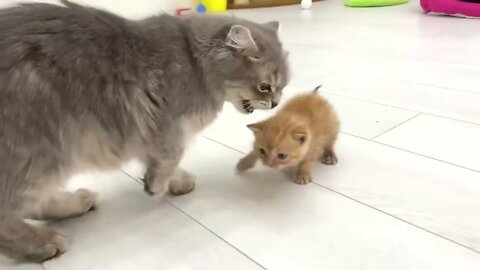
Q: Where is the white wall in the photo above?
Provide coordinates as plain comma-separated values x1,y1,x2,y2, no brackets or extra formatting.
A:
1,0,197,19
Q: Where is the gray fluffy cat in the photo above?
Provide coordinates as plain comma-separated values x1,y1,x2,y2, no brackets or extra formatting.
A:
0,0,289,262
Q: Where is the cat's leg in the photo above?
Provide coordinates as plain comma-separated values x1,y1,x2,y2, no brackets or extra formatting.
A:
0,217,69,262
0,176,70,261
295,157,316,185
143,155,180,196
236,150,259,173
142,140,191,197
26,189,98,221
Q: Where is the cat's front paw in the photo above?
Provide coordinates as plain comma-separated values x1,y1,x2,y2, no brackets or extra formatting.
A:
74,189,99,212
295,173,312,185
142,175,168,196
169,168,196,196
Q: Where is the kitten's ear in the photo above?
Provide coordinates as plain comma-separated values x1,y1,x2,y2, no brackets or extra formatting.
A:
292,132,307,144
263,21,280,32
226,25,257,52
247,122,263,133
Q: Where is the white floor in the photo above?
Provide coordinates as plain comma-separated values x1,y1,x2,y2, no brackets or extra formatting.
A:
2,0,480,269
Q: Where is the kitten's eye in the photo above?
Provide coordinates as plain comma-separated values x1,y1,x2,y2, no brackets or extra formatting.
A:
258,82,271,93
277,153,288,160
259,148,266,155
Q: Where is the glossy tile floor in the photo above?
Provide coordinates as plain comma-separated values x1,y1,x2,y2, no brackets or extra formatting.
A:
2,0,480,269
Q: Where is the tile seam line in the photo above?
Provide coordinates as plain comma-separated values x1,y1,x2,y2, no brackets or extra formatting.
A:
310,181,480,256
122,167,480,259
343,131,480,174
359,75,480,96
370,113,422,140
121,171,267,270
167,200,267,270
294,67,480,96
122,135,480,256
290,82,479,127
284,44,480,90
199,137,480,251
202,136,246,154
311,90,480,127
311,89,416,114
123,170,144,185
202,132,480,174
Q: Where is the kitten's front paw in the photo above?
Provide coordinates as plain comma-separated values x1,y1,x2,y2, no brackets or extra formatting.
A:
295,173,312,185
236,157,255,173
321,150,338,165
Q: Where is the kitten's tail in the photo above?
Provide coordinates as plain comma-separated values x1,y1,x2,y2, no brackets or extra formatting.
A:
313,85,322,93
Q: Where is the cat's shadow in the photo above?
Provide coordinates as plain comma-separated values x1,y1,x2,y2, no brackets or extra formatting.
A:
40,167,307,264
41,181,207,264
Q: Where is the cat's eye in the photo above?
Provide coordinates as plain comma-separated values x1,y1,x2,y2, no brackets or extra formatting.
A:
258,82,271,93
259,148,266,155
277,153,288,160
249,55,261,61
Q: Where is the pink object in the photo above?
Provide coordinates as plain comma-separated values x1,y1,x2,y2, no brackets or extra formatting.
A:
421,0,480,18
175,8,191,17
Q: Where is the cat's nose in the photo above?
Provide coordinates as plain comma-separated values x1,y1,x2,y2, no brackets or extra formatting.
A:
271,101,278,108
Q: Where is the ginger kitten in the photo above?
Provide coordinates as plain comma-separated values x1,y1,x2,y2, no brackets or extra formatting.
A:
236,86,340,184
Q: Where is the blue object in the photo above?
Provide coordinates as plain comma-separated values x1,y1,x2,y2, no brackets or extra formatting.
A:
196,3,207,13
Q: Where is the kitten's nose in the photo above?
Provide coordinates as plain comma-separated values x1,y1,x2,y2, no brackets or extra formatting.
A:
271,101,278,108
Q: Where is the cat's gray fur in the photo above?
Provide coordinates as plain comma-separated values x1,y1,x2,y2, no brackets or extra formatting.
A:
0,0,289,262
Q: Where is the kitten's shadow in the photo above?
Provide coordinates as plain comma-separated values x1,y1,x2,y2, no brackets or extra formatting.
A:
173,166,299,207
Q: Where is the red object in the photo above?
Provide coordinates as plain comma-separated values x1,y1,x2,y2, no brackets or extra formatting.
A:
421,0,480,17
175,8,191,17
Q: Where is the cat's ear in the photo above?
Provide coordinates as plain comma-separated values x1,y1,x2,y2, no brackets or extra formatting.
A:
262,21,280,32
292,132,307,144
247,122,263,133
226,25,257,52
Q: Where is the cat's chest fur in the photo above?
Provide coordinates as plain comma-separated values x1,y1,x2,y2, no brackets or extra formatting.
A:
179,110,218,143
174,85,224,144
